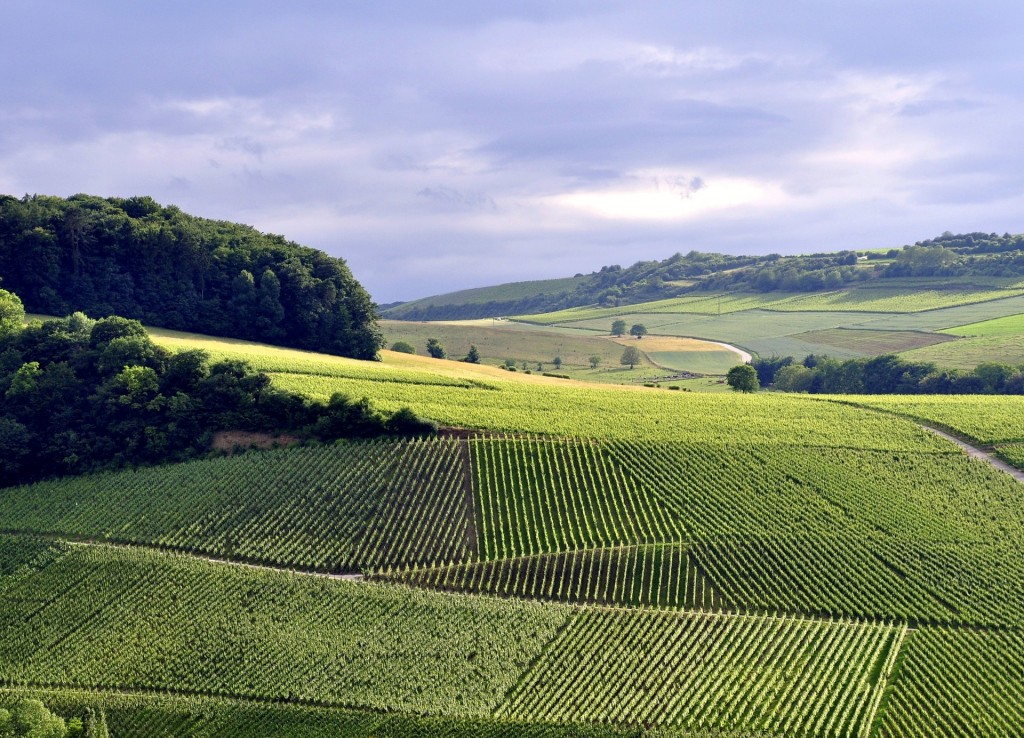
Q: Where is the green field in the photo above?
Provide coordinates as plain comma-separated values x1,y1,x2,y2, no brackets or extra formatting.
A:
898,334,1024,369
503,283,1024,366
4,320,1024,736
940,311,1024,336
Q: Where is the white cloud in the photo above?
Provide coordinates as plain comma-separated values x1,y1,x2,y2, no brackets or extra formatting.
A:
546,172,787,221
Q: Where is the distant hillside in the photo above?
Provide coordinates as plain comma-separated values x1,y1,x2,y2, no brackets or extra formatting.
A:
385,231,1024,321
383,275,597,320
0,194,382,359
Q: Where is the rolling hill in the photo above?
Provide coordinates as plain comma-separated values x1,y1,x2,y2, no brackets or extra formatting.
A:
2,320,1024,736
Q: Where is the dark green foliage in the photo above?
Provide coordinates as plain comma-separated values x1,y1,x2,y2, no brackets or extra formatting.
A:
390,341,416,354
1,690,644,738
611,319,626,336
768,352,1024,395
463,345,480,363
0,310,432,486
425,338,446,359
725,364,759,393
629,323,647,339
0,698,67,737
620,346,640,369
0,289,24,338
0,194,382,359
385,231,1024,321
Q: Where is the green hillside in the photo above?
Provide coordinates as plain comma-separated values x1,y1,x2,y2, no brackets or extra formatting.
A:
2,322,1024,736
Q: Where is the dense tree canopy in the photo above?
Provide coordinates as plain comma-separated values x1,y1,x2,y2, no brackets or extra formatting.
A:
0,308,433,487
726,364,760,393
0,194,382,359
755,353,1024,395
384,231,1024,321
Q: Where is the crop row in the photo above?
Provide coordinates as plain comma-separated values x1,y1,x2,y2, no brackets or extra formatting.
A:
693,536,1024,627
835,395,1024,445
876,627,1024,738
375,544,723,610
0,438,473,572
499,608,903,738
471,438,677,559
1,688,644,738
0,540,564,716
269,371,950,449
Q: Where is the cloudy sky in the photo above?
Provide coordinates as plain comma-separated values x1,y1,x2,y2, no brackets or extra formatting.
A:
2,2,1023,303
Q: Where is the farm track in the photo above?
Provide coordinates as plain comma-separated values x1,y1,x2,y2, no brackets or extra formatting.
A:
919,426,1024,484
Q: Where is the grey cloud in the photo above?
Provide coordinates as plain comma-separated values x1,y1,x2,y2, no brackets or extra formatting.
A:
417,186,497,212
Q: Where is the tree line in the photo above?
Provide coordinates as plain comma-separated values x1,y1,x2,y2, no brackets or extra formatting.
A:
753,353,1024,395
384,231,1024,322
0,194,382,359
0,290,433,487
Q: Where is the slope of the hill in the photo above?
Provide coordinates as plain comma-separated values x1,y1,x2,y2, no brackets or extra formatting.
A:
0,194,382,358
4,325,1024,737
383,232,1024,321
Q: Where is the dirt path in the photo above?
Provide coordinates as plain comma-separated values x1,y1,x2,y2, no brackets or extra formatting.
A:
920,426,1024,484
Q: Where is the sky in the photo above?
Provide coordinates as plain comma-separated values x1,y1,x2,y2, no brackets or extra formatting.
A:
2,2,1023,304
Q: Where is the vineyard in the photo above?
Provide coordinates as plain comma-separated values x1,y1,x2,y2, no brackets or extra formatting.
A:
2,324,1024,736
0,439,474,572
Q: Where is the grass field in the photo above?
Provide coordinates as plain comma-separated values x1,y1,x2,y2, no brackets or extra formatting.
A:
940,311,1024,336
503,282,1024,365
897,334,1024,369
790,328,957,355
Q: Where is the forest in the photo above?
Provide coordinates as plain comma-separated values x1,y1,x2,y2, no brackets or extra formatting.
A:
0,194,382,359
0,290,432,487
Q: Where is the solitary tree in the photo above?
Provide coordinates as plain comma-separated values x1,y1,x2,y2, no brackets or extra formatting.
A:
620,346,641,369
390,341,415,354
630,323,648,339
552,356,562,369
611,319,626,337
464,345,481,363
589,355,601,369
425,338,446,359
726,364,760,393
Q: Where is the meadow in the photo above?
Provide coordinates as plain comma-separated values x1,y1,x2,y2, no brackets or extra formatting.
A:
505,283,1024,370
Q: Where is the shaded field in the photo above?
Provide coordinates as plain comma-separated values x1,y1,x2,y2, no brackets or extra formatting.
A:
792,328,957,355
769,287,1024,313
0,689,639,738
380,319,628,370
898,334,1024,369
996,443,1024,470
0,440,474,573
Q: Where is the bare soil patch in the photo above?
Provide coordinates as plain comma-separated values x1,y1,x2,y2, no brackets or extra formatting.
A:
212,430,300,453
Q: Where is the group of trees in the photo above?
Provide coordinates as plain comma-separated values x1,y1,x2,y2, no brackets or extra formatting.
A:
611,320,647,339
753,353,1024,395
0,699,107,738
0,194,382,359
0,290,433,486
385,231,1024,323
